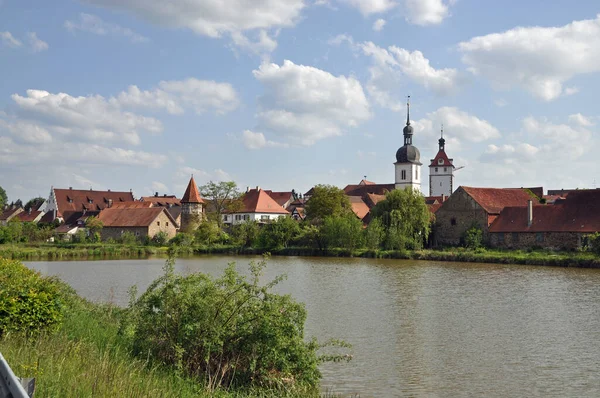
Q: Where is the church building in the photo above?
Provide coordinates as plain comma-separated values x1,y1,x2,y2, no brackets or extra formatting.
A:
429,128,455,197
394,97,422,192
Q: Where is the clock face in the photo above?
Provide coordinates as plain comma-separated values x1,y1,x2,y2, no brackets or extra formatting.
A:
438,158,444,165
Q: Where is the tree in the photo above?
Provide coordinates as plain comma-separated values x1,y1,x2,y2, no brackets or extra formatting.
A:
371,188,431,250
24,197,45,211
0,186,7,208
258,216,301,249
304,185,352,223
85,216,104,242
231,220,260,248
199,181,242,227
320,213,364,250
463,225,483,249
364,217,385,250
195,219,228,245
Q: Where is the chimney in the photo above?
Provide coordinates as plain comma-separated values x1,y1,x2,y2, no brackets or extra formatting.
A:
69,187,72,190
108,199,113,208
442,194,446,202
527,200,533,227
256,186,260,190
155,192,159,197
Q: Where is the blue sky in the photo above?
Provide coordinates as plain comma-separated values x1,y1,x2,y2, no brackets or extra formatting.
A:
1,0,600,202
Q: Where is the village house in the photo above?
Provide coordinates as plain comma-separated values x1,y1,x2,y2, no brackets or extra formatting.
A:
0,206,24,226
97,207,178,241
434,186,541,246
222,187,289,225
264,190,295,210
489,189,600,250
15,208,45,223
140,193,183,226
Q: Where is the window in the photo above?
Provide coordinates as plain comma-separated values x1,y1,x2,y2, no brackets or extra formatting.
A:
536,232,544,242
261,215,270,221
244,215,250,221
157,221,160,226
166,222,169,227
435,167,438,172
444,167,447,172
450,218,457,226
401,170,406,180
416,168,418,179
223,215,228,221
440,182,442,186
135,231,140,236
235,215,242,221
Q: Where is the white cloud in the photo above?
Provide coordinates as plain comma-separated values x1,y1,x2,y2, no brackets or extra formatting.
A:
26,32,48,52
64,13,149,43
340,0,396,16
114,79,239,115
372,18,386,31
81,0,304,53
230,30,278,56
12,89,162,145
251,60,371,146
151,181,169,193
483,143,539,164
494,99,508,107
241,130,287,149
568,113,593,127
404,0,451,26
176,166,233,185
412,106,501,143
0,120,52,144
459,14,600,101
0,31,21,48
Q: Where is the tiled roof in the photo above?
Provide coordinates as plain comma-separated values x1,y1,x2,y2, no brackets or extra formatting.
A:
461,186,539,215
429,149,454,167
98,207,177,228
181,176,204,204
0,207,22,221
110,201,154,209
140,195,181,206
490,189,600,233
54,188,134,217
359,179,376,185
264,191,294,207
363,193,386,208
230,188,290,214
39,212,55,224
55,224,78,234
343,183,395,197
348,196,370,220
428,203,442,214
16,210,43,222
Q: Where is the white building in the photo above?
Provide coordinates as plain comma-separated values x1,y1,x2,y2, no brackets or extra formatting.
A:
222,187,289,226
429,130,455,197
394,98,422,192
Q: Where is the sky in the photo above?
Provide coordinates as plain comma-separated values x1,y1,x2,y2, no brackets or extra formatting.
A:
1,0,600,202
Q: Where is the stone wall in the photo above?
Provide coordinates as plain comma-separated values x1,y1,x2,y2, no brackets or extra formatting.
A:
434,188,489,246
101,211,177,241
101,227,148,241
490,232,582,250
180,203,203,232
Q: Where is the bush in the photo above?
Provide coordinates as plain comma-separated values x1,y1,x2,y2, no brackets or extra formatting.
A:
258,216,301,249
0,258,64,337
120,231,139,245
230,220,260,248
320,214,364,250
195,220,228,246
587,232,600,255
169,232,195,247
124,256,322,391
152,231,169,246
464,226,483,249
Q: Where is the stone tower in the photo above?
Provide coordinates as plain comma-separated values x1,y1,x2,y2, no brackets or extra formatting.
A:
180,176,204,232
394,96,422,191
429,127,455,197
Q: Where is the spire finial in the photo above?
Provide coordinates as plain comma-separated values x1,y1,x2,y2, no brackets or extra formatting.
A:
441,124,444,139
406,95,411,126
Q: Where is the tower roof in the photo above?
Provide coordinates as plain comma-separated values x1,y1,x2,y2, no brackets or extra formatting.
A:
181,176,204,204
429,150,454,167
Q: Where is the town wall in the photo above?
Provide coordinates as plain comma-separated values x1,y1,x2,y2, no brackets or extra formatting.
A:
489,232,582,250
434,189,489,246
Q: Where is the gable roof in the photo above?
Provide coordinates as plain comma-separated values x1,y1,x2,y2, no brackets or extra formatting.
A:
110,201,154,209
140,195,181,206
235,188,289,214
348,196,370,220
0,207,23,221
363,193,386,208
429,149,454,168
181,176,204,204
359,179,376,185
53,188,134,216
98,207,178,228
16,210,44,222
343,183,395,197
264,191,294,207
461,186,539,215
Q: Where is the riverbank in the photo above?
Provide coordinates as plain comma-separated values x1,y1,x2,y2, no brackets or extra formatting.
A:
1,243,599,268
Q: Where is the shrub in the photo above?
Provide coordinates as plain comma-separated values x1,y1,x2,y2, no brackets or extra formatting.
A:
230,220,260,248
124,256,322,391
169,232,195,247
152,231,169,246
195,220,228,246
587,232,600,255
464,226,483,249
320,214,364,250
258,216,301,249
0,258,64,337
120,231,139,245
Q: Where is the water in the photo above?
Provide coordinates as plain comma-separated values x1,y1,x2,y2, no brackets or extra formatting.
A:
26,256,600,397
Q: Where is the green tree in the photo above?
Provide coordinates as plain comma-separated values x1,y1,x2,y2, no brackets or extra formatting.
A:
258,216,301,249
0,186,7,208
231,220,260,248
24,197,45,211
85,216,104,242
305,185,352,223
364,217,385,249
371,188,431,250
195,219,228,245
199,181,242,227
320,213,364,250
463,226,483,249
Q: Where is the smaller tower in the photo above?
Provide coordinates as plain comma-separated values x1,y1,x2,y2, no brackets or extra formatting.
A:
395,96,422,191
429,126,455,197
180,175,205,232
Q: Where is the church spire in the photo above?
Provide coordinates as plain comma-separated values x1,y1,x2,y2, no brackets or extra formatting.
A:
439,124,446,151
406,95,411,126
403,96,413,146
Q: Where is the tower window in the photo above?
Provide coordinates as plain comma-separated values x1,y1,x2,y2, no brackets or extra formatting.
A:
450,218,456,226
444,167,447,172
401,170,406,180
416,168,418,179
435,167,438,172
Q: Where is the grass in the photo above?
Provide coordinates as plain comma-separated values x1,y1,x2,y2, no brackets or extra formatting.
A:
0,263,332,398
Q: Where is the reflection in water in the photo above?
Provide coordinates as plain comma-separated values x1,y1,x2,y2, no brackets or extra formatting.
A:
26,256,600,397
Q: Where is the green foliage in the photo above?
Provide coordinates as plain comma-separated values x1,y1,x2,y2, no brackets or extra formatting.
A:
170,232,195,247
0,258,64,337
120,231,139,245
371,188,431,250
304,185,352,223
364,217,385,250
320,214,364,250
71,229,88,244
231,220,260,248
463,226,483,249
152,231,170,246
85,216,104,238
124,256,322,391
24,197,45,211
199,181,242,227
587,232,600,255
195,220,228,245
0,185,7,208
258,216,301,249
291,224,321,249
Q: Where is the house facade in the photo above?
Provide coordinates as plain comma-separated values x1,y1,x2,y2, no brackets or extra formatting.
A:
98,207,178,241
222,188,288,225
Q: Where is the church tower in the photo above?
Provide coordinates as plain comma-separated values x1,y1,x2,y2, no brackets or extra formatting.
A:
180,176,205,232
395,97,422,191
429,127,455,197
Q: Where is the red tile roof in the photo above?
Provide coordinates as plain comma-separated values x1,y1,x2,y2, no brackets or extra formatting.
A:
364,193,386,208
181,176,204,204
16,210,43,222
0,207,22,221
110,201,154,209
429,149,454,167
343,183,395,197
348,196,370,220
461,186,539,215
359,179,376,185
428,203,442,214
140,196,181,206
235,189,289,214
98,207,177,228
264,191,293,207
54,188,134,218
